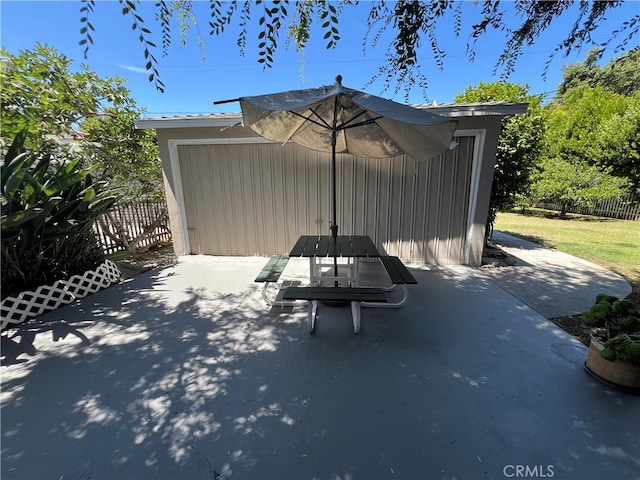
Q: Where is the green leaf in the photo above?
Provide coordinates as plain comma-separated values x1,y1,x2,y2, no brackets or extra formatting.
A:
1,208,44,236
82,187,96,202
88,196,117,213
4,126,29,168
600,347,616,361
613,300,637,315
2,152,31,188
3,169,28,202
596,293,618,304
42,171,90,196
63,158,81,175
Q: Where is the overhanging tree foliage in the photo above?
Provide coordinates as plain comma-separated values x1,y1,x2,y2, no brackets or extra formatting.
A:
78,0,639,97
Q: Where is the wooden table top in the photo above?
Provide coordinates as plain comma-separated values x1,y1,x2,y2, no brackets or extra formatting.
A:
289,235,382,258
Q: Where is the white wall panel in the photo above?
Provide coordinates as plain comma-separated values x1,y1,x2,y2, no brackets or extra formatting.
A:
178,136,475,264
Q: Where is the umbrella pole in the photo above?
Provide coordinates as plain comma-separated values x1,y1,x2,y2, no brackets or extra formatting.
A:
330,130,339,284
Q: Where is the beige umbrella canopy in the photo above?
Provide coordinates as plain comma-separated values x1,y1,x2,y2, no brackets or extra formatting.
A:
216,75,459,240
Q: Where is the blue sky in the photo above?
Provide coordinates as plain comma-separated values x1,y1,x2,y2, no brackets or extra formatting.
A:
2,1,639,117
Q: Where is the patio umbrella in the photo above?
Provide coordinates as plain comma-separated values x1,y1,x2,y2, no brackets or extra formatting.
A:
216,75,459,243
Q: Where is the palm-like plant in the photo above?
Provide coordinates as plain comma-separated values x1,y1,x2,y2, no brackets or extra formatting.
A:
1,127,120,295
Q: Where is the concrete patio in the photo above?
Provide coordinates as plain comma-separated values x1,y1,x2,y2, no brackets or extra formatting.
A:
1,245,639,479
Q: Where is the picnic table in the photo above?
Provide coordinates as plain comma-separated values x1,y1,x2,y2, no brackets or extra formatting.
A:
256,235,417,334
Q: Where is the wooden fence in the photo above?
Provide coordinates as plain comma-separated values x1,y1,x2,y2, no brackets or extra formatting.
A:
94,199,172,255
535,194,640,221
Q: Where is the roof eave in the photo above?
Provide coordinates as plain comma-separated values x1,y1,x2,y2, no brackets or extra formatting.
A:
134,102,529,130
135,114,243,130
422,102,529,117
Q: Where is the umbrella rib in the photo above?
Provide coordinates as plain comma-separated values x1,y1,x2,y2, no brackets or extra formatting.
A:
289,109,333,131
339,116,383,131
338,110,377,130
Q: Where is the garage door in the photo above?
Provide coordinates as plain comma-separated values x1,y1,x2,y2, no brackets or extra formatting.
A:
178,137,474,263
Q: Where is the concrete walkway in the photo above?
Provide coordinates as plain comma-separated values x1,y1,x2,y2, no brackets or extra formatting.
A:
1,251,638,480
481,232,632,318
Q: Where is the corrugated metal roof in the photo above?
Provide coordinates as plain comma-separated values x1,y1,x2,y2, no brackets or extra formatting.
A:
135,112,242,130
419,101,529,117
134,102,528,130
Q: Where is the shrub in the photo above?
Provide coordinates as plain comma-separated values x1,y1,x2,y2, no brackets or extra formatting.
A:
582,293,640,366
1,127,119,296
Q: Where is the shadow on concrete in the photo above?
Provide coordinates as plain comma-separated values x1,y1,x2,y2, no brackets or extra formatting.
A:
2,257,638,480
484,232,632,318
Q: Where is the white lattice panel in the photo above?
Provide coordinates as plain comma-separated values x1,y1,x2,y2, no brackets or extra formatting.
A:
1,260,121,330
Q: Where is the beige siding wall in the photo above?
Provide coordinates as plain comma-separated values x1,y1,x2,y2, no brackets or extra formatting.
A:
176,136,476,264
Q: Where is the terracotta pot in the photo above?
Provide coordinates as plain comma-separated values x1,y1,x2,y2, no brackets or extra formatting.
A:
585,335,640,394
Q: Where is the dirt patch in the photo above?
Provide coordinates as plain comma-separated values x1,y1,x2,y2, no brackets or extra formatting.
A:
548,314,591,346
481,243,519,268
112,244,178,280
549,280,640,347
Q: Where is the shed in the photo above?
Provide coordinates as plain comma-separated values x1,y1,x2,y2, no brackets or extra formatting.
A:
136,102,527,267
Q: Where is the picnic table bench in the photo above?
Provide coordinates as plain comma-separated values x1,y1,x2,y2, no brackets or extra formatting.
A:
254,255,295,306
379,255,418,285
255,254,290,283
359,255,417,309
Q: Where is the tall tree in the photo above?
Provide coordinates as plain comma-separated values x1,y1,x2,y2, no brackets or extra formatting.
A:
545,86,639,194
531,157,629,217
454,82,544,237
81,107,164,200
532,85,636,214
594,91,640,194
557,47,640,97
551,47,640,195
0,44,162,200
78,0,639,97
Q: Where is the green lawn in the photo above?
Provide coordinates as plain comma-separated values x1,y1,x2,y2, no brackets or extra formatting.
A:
494,209,640,286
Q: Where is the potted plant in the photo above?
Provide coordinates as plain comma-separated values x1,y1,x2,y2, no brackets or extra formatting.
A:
582,294,640,393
